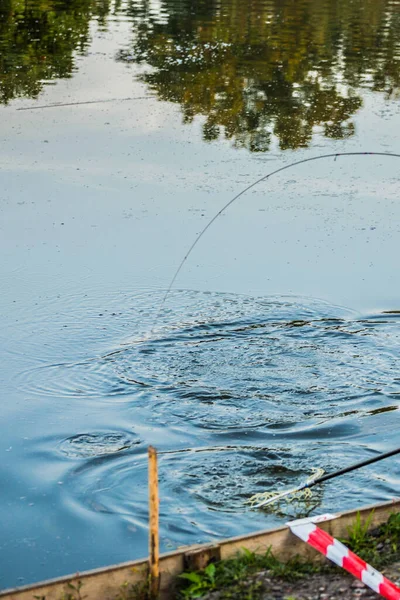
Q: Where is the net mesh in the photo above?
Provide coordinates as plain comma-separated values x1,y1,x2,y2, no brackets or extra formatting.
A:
247,468,325,509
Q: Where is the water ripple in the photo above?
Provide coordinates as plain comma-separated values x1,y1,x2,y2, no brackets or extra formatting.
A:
58,432,141,459
9,290,400,559
16,293,400,437
62,441,400,548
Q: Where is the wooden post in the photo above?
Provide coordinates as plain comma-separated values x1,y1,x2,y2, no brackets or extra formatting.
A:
148,446,160,599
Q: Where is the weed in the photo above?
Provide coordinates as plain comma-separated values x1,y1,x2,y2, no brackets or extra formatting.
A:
180,563,217,598
382,512,400,540
115,575,150,600
60,580,86,600
344,510,400,568
177,547,324,599
343,510,375,554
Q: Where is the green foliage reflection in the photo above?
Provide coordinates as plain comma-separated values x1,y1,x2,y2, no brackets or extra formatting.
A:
1,0,400,152
0,0,111,104
117,0,400,151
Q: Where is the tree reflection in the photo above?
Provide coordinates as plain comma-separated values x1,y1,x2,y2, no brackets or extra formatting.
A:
117,0,400,151
1,0,399,151
0,0,111,104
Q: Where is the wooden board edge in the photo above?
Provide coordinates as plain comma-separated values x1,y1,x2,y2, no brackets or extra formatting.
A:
1,498,399,600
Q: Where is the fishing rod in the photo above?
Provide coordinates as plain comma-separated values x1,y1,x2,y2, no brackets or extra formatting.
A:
248,445,400,509
153,151,400,330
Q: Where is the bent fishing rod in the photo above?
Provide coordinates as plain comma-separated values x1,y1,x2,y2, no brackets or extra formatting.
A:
153,151,400,330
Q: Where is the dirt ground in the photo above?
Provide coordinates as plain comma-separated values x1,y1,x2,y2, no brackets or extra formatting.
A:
203,561,400,600
259,561,400,600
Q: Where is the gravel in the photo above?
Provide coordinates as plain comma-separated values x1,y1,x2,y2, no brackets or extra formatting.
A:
202,561,400,600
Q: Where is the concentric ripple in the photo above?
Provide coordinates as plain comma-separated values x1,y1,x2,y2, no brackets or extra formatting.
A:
118,299,400,432
16,292,400,436
19,358,136,399
62,441,400,548
58,432,141,458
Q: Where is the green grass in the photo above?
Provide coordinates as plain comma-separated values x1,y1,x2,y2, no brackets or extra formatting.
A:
177,547,324,599
343,510,400,568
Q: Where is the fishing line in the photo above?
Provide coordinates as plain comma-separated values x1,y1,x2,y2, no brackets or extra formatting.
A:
153,151,400,332
17,95,153,110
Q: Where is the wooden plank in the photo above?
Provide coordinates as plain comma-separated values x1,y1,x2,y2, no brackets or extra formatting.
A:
1,498,399,600
148,446,160,599
219,498,400,562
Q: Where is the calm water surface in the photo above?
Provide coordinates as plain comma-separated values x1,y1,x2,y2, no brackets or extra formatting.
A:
0,0,400,589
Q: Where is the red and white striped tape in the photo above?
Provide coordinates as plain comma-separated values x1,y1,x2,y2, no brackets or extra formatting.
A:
288,514,400,600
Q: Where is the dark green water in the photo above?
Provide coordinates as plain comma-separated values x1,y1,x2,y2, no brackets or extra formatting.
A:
0,0,399,590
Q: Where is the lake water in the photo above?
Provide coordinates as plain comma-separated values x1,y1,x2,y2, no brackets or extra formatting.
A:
0,0,400,590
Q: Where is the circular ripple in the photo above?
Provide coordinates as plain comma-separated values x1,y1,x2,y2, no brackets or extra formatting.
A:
58,432,141,458
15,292,400,436
63,442,400,548
116,299,400,431
19,358,136,400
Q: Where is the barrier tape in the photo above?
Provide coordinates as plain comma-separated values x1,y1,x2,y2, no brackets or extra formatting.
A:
288,514,400,600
